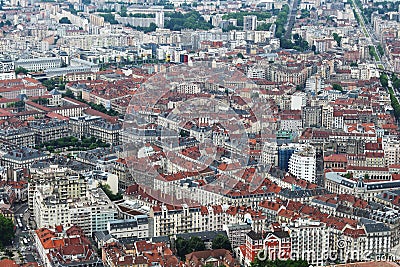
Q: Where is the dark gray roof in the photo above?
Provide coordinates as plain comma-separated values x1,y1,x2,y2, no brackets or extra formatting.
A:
109,219,138,230
176,231,227,241
247,230,262,240
94,230,112,242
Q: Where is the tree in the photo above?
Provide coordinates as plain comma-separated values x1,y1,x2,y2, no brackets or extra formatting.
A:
188,236,205,252
332,33,342,47
332,83,343,92
175,236,206,260
63,89,75,99
237,53,244,59
99,183,122,201
212,234,231,251
59,17,72,24
15,66,28,75
377,44,384,56
0,214,14,247
380,74,389,88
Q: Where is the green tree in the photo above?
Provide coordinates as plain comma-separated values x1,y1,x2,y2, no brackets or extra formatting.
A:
332,33,342,47
175,236,206,260
189,236,205,252
15,66,28,75
237,52,244,59
99,183,122,201
212,234,231,251
63,89,75,98
332,83,343,92
377,44,384,56
380,74,389,88
0,214,14,247
59,17,72,24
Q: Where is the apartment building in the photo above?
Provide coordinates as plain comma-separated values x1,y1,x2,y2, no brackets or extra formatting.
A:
89,120,122,145
288,144,316,183
286,218,329,266
0,127,35,147
33,187,117,235
15,57,62,71
1,148,49,169
69,115,102,138
107,215,149,240
29,119,70,144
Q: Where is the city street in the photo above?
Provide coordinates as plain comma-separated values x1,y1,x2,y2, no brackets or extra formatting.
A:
10,203,42,265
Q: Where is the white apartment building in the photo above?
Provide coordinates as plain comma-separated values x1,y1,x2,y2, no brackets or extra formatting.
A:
33,188,116,235
15,57,62,71
150,204,204,236
382,138,400,166
177,82,201,94
291,92,307,110
261,141,278,167
247,67,266,79
243,15,257,31
107,215,149,239
286,218,329,266
288,144,316,183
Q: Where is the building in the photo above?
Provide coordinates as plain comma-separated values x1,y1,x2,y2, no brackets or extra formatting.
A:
186,249,239,267
89,120,122,145
243,16,257,31
150,204,203,237
34,226,102,267
33,187,116,235
288,145,316,183
69,115,101,138
29,119,70,144
28,165,84,212
302,106,321,128
15,57,62,71
1,148,49,169
286,218,329,266
0,60,16,80
261,142,278,167
223,223,252,249
243,230,291,266
278,144,296,172
106,215,149,240
0,127,35,147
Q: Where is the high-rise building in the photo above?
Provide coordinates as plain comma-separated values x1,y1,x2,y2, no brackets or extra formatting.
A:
288,144,316,183
243,15,257,31
278,144,296,172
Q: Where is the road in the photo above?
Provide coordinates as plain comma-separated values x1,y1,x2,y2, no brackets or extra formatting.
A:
11,203,42,265
284,0,299,39
349,0,394,71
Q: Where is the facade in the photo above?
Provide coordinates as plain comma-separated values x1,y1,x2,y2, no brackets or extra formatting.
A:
33,187,117,235
223,223,252,249
244,230,291,266
107,215,149,240
29,119,70,144
243,16,257,31
89,120,122,145
1,148,49,169
0,127,35,147
15,57,62,71
288,145,316,183
69,115,101,138
302,106,322,128
286,219,329,266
